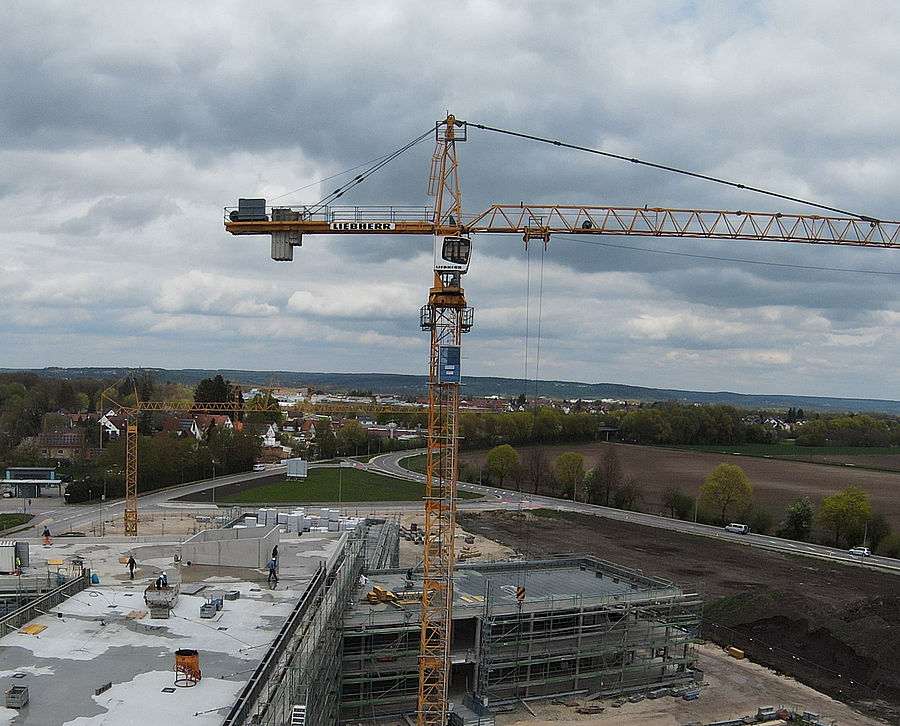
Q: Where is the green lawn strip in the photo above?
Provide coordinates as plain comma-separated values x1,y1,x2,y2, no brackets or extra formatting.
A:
0,513,33,530
400,454,427,475
220,468,478,504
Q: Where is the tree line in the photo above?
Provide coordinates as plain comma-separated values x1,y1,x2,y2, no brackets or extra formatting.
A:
476,444,900,557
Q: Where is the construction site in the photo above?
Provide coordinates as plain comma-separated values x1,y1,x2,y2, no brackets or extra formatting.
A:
1,505,888,726
2,112,892,725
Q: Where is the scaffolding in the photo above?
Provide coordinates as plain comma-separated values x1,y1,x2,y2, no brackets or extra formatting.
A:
223,518,398,726
475,588,702,704
340,557,703,721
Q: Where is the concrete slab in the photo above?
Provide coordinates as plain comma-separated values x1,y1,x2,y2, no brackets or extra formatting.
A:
0,531,345,725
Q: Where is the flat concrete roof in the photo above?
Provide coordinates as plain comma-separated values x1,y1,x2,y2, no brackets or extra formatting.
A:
347,558,684,626
0,531,345,725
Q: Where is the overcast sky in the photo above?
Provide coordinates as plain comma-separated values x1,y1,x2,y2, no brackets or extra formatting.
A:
4,1,900,400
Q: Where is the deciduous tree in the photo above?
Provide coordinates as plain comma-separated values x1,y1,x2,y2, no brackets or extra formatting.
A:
336,420,368,456
817,486,871,547
662,486,694,520
554,452,585,499
698,463,753,524
587,445,624,506
778,496,814,541
485,444,519,487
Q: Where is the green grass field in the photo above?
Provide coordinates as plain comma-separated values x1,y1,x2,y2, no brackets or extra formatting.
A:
401,454,427,474
220,467,480,504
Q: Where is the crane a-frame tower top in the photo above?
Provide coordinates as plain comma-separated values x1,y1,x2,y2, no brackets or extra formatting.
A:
225,114,900,726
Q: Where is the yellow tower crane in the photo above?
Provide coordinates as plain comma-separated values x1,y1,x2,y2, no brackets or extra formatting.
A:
224,113,900,725
104,390,250,536
108,385,419,537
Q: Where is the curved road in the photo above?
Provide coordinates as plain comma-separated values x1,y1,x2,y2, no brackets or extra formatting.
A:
368,449,900,574
5,452,897,574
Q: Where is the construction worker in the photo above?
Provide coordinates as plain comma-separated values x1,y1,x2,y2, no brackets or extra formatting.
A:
267,558,278,584
127,555,136,580
43,527,52,545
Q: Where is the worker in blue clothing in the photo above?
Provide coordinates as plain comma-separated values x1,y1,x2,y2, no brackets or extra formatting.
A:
267,558,278,584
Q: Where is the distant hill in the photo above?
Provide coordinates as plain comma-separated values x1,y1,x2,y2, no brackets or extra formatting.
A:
4,366,900,415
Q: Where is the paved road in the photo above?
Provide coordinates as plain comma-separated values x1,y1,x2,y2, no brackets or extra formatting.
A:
367,449,900,574
5,454,897,573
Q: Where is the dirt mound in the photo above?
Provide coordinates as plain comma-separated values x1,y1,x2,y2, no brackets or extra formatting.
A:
458,509,900,724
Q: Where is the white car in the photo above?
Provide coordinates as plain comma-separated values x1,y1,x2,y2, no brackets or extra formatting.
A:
849,546,871,557
724,523,749,534
252,464,266,472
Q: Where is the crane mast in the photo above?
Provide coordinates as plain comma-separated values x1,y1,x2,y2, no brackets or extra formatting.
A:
417,116,473,726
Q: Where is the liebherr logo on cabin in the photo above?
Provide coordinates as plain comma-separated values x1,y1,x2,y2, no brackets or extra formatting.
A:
330,222,395,231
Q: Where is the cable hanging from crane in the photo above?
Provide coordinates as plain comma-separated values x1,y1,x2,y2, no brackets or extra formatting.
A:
467,121,881,223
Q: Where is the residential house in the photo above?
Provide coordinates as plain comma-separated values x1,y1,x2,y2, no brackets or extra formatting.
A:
243,421,279,447
162,417,203,441
36,430,88,462
98,410,128,441
193,414,234,439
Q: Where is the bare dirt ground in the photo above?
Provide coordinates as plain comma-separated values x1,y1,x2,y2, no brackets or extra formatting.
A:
76,509,221,537
494,644,885,726
458,508,900,725
462,442,900,533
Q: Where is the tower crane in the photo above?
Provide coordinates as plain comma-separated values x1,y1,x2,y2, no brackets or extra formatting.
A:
107,387,421,537
105,386,275,536
224,114,900,725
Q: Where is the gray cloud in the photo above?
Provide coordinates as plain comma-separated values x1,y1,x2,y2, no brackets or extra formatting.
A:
2,1,900,398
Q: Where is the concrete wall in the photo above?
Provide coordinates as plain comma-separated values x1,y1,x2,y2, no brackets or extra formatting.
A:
180,526,279,568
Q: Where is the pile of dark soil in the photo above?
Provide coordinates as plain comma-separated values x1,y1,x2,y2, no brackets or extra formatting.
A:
458,509,900,724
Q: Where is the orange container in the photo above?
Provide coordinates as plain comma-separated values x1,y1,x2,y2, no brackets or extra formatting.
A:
175,648,202,686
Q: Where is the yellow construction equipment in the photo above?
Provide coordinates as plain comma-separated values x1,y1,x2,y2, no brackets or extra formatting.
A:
224,113,900,726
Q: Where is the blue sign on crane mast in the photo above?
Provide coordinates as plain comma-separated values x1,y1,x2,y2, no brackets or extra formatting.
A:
438,345,461,383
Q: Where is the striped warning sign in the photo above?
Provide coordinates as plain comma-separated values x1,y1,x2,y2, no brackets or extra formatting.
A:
516,586,526,602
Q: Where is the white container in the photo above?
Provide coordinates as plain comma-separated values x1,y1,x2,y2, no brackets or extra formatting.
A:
0,541,16,573
244,516,257,527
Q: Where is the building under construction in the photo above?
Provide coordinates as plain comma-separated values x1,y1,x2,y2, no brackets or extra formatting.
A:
340,543,703,721
0,515,701,725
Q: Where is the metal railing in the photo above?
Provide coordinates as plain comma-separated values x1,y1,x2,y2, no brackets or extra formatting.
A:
0,570,92,637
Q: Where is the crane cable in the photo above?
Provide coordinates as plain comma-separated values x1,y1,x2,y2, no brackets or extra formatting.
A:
523,245,548,407
467,121,881,223
304,127,435,214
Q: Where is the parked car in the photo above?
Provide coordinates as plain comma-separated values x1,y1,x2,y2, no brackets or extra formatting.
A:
849,546,871,557
252,464,266,472
724,523,750,534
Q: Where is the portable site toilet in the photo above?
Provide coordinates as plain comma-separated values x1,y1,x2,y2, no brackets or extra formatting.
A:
14,542,28,568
